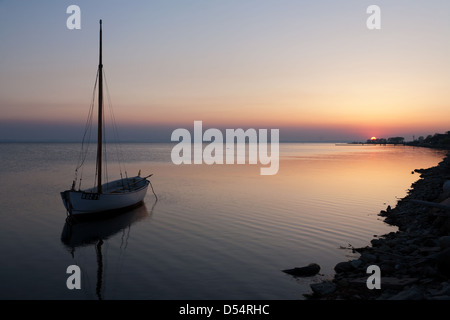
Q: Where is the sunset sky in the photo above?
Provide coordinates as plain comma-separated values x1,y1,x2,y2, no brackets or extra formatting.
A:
1,0,449,142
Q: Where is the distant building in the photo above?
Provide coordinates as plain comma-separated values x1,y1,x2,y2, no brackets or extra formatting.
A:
387,137,405,144
366,138,387,144
365,137,405,144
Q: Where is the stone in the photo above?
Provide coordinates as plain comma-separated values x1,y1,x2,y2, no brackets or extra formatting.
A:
422,266,438,277
431,282,450,297
437,248,450,277
371,239,383,247
360,253,377,263
423,238,438,247
350,259,363,269
430,295,450,300
388,286,423,300
310,281,337,296
440,217,450,234
439,236,450,250
282,263,321,277
334,261,355,273
380,277,418,290
348,277,370,288
443,181,450,197
440,197,450,207
380,262,396,274
417,247,440,255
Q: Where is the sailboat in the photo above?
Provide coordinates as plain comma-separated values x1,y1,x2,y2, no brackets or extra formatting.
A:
61,20,153,216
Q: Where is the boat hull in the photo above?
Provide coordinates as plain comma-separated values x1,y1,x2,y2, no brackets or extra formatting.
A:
61,177,150,215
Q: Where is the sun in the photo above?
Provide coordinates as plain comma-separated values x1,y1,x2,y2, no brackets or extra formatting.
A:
370,136,377,141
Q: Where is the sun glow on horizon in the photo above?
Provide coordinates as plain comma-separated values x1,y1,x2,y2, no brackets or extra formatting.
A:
1,2,450,142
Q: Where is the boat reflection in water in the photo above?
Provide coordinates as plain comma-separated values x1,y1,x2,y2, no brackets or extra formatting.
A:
61,201,156,300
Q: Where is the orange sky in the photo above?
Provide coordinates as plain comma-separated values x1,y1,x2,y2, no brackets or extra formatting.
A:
1,1,449,141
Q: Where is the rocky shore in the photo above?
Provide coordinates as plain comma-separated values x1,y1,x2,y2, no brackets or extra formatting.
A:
306,151,450,300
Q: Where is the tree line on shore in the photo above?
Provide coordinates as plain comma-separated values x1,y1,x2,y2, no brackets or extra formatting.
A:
407,131,450,148
358,131,450,148
365,137,405,145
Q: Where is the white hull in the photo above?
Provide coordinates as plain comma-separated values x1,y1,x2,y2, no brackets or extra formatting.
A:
61,176,150,215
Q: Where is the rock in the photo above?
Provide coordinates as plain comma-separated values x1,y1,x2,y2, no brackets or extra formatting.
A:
334,261,355,273
371,239,383,247
439,236,450,250
437,248,450,277
360,253,377,263
380,262,396,274
423,238,438,247
422,266,438,277
350,259,363,269
430,295,450,300
443,180,450,197
378,277,418,290
417,247,440,256
388,286,424,300
283,263,320,277
310,281,337,296
439,217,450,234
430,282,450,297
348,277,370,288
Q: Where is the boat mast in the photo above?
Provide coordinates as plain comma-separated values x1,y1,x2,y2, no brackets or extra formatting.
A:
97,19,103,194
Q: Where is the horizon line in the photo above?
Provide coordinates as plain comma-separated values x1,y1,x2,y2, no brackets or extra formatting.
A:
0,139,410,144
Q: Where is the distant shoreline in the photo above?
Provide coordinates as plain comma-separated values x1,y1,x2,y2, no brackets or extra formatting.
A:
0,140,372,144
335,143,406,146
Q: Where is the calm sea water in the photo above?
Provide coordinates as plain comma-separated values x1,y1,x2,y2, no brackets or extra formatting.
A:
0,142,446,300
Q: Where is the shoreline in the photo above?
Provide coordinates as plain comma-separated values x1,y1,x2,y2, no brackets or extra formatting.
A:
306,148,450,300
